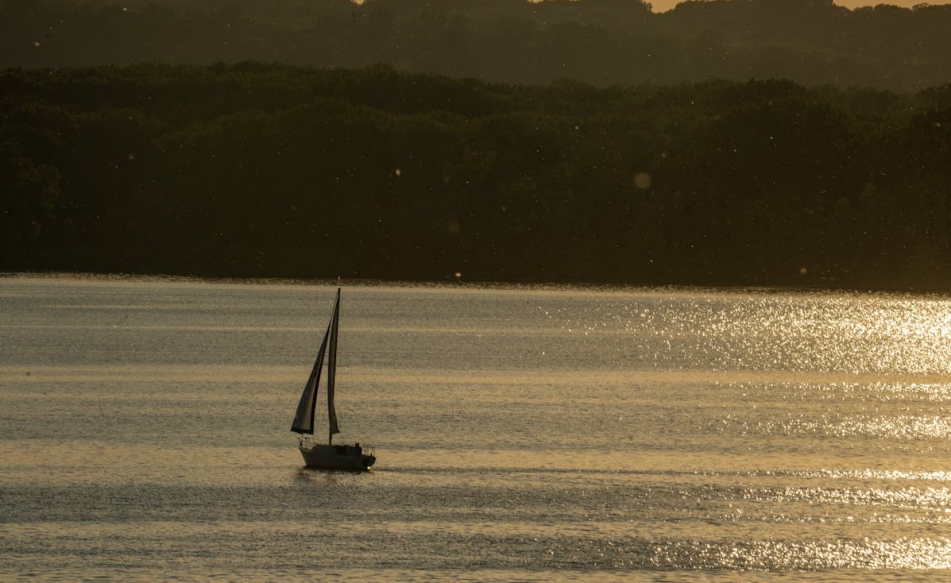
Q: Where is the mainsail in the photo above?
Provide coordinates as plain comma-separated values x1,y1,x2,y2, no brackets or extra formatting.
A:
327,288,340,441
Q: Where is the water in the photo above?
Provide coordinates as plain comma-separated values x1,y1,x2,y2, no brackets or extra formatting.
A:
2,276,951,581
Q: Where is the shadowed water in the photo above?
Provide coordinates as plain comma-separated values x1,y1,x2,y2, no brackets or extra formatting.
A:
2,276,951,581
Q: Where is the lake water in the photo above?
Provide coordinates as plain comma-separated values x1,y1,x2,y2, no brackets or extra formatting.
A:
3,276,951,582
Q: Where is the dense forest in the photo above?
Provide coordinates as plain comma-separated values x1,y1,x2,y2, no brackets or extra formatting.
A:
2,64,950,289
1,0,951,92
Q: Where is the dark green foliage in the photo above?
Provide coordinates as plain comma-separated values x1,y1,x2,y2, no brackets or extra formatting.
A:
1,64,950,290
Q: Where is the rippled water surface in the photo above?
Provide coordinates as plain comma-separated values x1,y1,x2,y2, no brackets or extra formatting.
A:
3,276,951,581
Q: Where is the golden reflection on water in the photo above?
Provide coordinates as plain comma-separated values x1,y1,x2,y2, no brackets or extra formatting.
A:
556,292,951,375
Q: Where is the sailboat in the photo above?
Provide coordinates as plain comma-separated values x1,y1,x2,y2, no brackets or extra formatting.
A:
291,288,376,470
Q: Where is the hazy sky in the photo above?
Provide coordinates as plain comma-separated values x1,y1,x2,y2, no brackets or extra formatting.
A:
652,0,951,11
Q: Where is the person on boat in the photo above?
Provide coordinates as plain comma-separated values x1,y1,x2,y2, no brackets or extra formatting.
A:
355,443,362,456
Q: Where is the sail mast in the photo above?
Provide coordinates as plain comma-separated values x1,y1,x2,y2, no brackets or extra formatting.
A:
327,288,341,444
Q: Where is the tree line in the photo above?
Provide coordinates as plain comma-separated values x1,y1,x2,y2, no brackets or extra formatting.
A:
2,64,951,290
2,0,951,92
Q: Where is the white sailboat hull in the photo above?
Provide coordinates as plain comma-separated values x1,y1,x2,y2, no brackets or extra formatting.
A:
300,443,376,471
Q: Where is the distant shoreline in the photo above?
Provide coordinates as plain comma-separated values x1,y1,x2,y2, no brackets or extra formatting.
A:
5,271,949,298
4,0,951,93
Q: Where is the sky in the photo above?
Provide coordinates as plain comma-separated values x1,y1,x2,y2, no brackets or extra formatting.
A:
833,0,951,7
651,0,951,11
